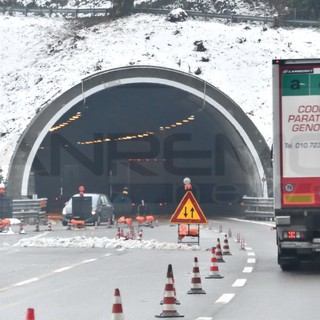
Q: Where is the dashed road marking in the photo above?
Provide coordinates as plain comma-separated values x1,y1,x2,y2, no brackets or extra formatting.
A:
215,293,235,304
232,279,247,287
247,258,256,264
247,251,255,256
243,266,253,273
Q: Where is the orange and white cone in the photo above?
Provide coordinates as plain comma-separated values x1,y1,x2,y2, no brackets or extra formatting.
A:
222,234,232,255
111,288,124,320
215,238,225,262
240,238,246,250
137,229,143,241
160,264,180,305
228,228,232,238
35,219,40,232
205,247,224,279
236,233,241,243
187,257,206,294
106,217,112,229
46,217,52,231
26,308,35,320
219,224,223,233
19,219,26,234
116,227,121,239
156,264,184,318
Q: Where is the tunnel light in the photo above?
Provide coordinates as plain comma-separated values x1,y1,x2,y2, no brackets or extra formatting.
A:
76,113,196,145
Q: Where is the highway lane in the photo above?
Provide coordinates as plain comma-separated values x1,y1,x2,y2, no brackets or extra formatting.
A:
0,218,319,319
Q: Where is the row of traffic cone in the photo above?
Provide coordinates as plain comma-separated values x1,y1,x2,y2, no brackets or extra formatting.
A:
24,249,224,320
216,224,246,251
111,247,225,319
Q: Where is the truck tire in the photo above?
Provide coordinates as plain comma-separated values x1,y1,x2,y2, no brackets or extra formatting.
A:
278,247,300,271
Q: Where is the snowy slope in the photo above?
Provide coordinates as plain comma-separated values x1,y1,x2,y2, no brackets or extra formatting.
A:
1,12,320,179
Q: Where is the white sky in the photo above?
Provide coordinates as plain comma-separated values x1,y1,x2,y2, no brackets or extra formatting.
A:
1,10,320,180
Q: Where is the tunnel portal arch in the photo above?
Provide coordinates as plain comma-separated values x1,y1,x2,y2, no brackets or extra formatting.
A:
7,66,272,215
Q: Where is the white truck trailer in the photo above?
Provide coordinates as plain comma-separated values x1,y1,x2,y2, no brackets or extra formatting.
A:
273,59,320,270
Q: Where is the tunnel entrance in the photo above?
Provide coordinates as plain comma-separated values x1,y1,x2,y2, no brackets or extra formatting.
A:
7,66,272,217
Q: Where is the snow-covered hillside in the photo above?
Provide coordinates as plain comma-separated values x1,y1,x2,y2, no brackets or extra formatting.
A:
1,11,320,180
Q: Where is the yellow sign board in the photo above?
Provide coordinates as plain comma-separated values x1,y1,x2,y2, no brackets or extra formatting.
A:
170,191,207,224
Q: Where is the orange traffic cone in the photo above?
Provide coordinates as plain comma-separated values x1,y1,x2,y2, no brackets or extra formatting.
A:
111,288,124,320
240,238,246,250
19,219,26,234
205,247,224,279
137,229,143,241
187,257,206,294
215,238,225,262
106,217,112,229
46,217,52,231
156,264,184,318
160,264,180,305
236,233,240,243
26,308,35,320
116,227,125,239
222,234,232,255
228,228,232,238
34,219,40,232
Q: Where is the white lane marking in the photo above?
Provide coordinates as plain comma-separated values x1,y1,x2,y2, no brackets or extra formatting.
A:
215,293,235,304
245,247,252,251
81,258,97,263
247,251,255,256
243,266,253,273
104,253,113,257
54,266,74,273
232,279,247,287
14,278,39,286
1,254,114,292
247,258,256,264
227,217,275,228
196,318,213,320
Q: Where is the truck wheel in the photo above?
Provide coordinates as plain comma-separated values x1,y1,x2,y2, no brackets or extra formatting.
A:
280,262,299,271
278,250,299,271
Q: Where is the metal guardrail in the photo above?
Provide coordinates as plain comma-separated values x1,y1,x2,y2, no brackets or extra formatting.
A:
12,198,47,222
0,6,319,28
242,196,274,220
0,6,111,17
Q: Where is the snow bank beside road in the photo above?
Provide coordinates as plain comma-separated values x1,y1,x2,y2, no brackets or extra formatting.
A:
13,235,201,250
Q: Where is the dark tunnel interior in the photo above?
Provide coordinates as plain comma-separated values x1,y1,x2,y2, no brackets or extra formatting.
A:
31,83,262,216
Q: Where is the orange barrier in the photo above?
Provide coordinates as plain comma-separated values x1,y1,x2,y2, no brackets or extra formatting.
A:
0,219,10,228
70,219,85,228
117,216,126,224
145,215,155,223
178,224,199,240
135,216,145,224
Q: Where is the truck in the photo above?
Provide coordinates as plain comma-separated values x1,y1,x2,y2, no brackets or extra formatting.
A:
272,59,320,270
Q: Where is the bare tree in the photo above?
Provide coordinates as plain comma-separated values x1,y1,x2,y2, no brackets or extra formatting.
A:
111,0,134,18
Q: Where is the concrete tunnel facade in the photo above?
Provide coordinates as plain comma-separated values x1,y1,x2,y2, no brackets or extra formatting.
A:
6,65,272,216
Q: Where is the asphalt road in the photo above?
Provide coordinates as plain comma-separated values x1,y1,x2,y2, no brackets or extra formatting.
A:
1,218,320,319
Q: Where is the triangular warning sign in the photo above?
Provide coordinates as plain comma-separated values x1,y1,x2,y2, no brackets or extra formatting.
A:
170,191,207,224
